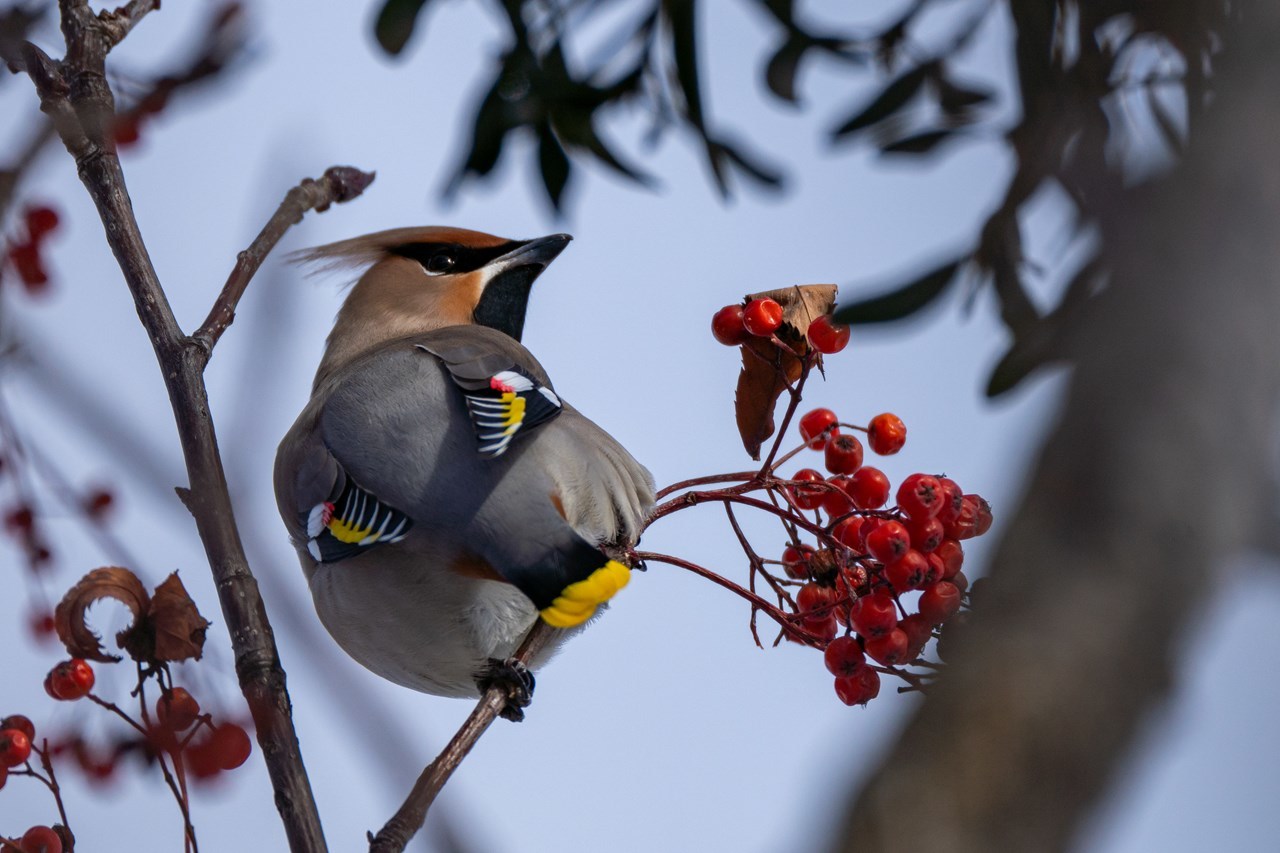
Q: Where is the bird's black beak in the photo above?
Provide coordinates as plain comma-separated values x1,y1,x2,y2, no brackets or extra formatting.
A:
474,234,573,341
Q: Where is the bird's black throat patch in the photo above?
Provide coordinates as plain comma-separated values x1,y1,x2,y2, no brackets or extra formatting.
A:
474,266,539,341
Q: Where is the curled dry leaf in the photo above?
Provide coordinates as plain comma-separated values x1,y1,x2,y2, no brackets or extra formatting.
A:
147,572,210,662
55,566,150,663
735,284,838,459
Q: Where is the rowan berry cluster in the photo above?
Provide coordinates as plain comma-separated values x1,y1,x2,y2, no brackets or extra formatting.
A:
2,205,60,295
645,289,991,707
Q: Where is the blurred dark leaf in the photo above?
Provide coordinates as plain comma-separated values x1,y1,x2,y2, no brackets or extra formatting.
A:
374,0,436,56
537,121,571,210
1148,89,1185,155
765,34,808,103
937,76,993,113
711,137,785,190
664,0,706,129
831,62,935,139
833,257,963,325
880,128,957,156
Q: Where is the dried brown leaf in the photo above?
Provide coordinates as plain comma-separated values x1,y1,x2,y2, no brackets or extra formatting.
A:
54,567,150,663
734,284,838,459
147,572,210,663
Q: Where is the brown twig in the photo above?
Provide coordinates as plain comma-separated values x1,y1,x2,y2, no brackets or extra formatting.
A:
17,3,373,849
193,165,376,356
367,621,559,853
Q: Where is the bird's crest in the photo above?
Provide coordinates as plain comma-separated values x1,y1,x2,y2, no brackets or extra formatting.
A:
289,226,511,274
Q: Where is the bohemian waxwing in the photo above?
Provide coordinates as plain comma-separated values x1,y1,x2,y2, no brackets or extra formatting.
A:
274,226,654,713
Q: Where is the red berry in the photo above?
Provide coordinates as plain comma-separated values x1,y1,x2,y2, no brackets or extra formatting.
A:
896,473,944,520
834,666,880,706
5,241,49,291
822,475,854,517
972,495,994,536
935,539,964,579
742,297,783,336
28,610,56,644
1,715,34,743
798,408,839,449
850,592,897,637
866,413,907,455
804,615,839,642
113,115,142,147
807,314,850,354
823,636,865,676
847,466,890,509
0,728,31,767
781,543,814,580
864,628,909,666
899,612,933,659
0,763,7,790
796,582,837,619
936,477,965,523
24,205,60,239
5,505,34,533
923,552,946,586
19,826,61,853
48,659,94,701
864,520,910,563
904,516,945,553
919,581,963,624
157,688,201,732
710,304,751,346
789,468,826,510
952,571,970,595
884,549,928,592
83,488,114,519
831,515,864,549
824,433,864,475
944,495,980,540
210,723,252,771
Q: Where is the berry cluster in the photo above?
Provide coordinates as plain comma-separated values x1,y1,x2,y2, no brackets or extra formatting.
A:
0,714,70,853
645,288,992,708
712,297,851,355
3,205,60,295
778,404,991,703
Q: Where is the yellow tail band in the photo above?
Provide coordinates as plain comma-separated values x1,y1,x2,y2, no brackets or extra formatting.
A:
540,560,631,628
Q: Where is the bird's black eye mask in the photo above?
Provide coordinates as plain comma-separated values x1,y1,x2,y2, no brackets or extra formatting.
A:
389,240,521,275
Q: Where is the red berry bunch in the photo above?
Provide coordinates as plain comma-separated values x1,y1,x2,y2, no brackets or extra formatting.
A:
712,297,786,344
3,204,61,295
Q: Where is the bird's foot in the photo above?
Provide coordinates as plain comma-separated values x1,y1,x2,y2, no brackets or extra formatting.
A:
476,657,536,722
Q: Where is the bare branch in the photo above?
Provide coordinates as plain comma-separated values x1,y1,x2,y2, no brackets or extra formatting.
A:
367,621,559,853
193,166,376,357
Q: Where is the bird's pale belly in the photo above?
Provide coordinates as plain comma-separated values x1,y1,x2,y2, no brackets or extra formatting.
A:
308,551,560,698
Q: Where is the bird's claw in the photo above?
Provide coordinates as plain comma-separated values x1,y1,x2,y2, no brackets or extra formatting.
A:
476,657,535,722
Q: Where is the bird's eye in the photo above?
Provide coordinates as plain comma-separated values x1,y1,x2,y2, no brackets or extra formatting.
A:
424,252,456,275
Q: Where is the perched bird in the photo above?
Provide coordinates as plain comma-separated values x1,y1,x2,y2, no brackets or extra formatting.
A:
274,226,654,716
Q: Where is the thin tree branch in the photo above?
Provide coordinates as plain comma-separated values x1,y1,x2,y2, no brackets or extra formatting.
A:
193,166,376,358
367,620,559,853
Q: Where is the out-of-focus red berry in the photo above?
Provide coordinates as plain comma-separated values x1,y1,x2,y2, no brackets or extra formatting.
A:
742,298,783,336
807,314,850,354
864,628,909,666
1,715,34,742
834,666,880,706
896,473,944,520
866,413,907,455
0,763,8,790
157,688,201,732
113,115,142,148
972,495,994,536
24,205,61,239
19,825,62,853
5,241,49,291
824,433,864,475
847,466,890,509
798,408,839,449
28,610,56,644
789,468,826,511
83,488,115,519
0,728,32,767
851,592,898,638
899,613,933,659
710,304,751,346
47,659,94,701
919,581,963,624
865,520,911,563
210,723,252,771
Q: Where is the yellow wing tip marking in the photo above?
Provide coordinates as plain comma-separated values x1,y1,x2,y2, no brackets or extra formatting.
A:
539,560,631,628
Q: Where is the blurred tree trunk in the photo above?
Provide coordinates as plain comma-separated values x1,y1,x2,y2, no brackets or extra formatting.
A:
834,2,1280,851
